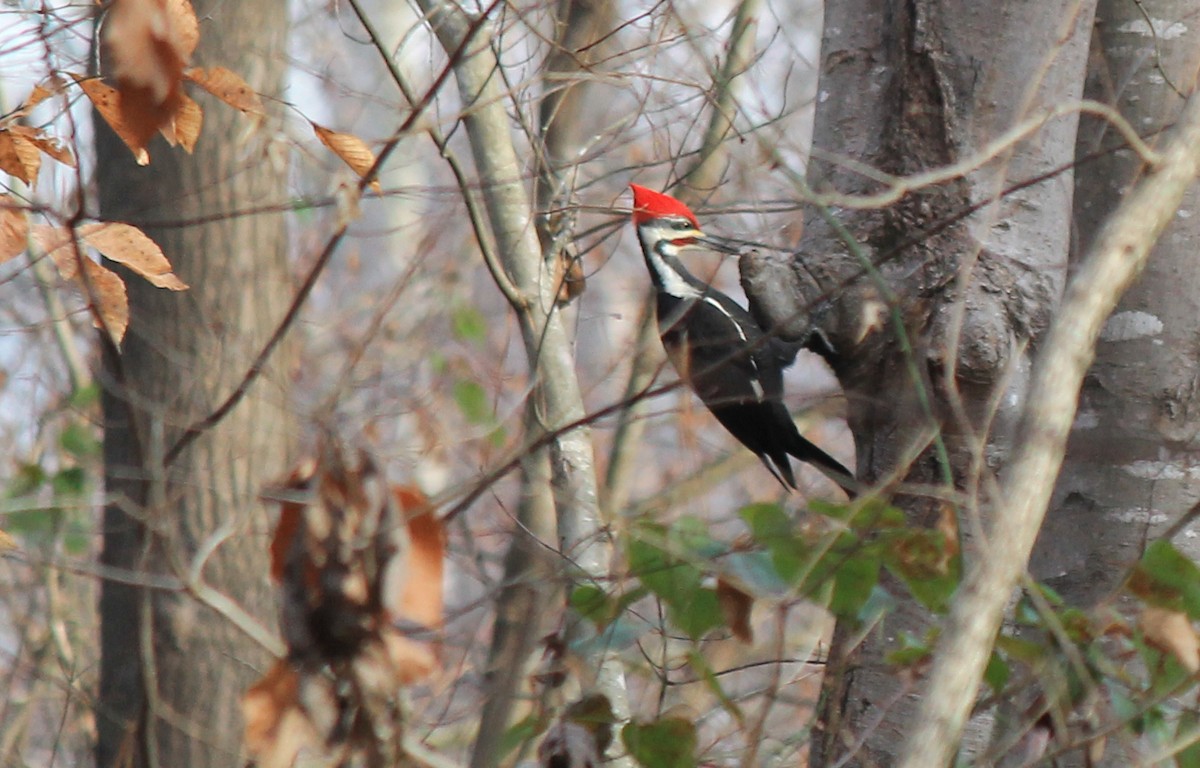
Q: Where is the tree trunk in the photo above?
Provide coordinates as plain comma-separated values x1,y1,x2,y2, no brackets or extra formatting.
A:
1026,3,1200,762
1044,0,1200,601
95,3,292,766
739,1,1096,763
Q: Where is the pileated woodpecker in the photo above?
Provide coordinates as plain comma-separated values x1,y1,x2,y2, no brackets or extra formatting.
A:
629,184,856,496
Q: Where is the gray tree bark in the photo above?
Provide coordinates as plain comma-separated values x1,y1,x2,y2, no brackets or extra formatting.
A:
95,2,293,765
1042,0,1200,603
739,1,1096,764
1023,2,1200,762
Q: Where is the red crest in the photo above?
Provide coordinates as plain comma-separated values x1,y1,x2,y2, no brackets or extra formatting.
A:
630,184,700,227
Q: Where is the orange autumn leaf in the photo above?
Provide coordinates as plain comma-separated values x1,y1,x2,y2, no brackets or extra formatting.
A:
0,129,41,185
20,128,76,169
104,0,193,104
72,75,150,165
79,222,188,290
185,66,264,114
159,91,202,153
58,257,129,345
0,196,29,264
242,660,318,768
392,487,445,631
311,122,382,193
24,75,68,112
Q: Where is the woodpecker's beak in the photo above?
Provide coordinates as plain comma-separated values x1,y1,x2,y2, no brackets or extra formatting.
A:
695,232,744,255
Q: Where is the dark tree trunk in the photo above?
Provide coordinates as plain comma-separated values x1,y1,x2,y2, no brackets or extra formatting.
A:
95,3,292,766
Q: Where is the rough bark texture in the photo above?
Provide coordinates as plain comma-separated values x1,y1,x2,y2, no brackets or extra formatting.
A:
1023,6,1200,762
738,1,1096,764
1041,0,1200,604
95,3,292,765
899,85,1200,768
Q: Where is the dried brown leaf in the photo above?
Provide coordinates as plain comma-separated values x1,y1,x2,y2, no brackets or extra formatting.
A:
161,91,202,153
104,0,190,105
716,578,754,643
20,129,76,168
35,224,132,343
0,129,42,185
79,259,129,344
311,122,381,193
389,487,444,630
79,222,188,290
1141,606,1200,673
25,75,68,111
0,196,29,264
185,66,264,114
243,661,318,768
71,75,151,165
0,528,17,553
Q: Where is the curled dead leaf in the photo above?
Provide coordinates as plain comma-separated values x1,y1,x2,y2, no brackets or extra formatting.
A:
20,129,76,169
25,75,69,112
34,224,132,344
716,578,754,644
185,66,264,114
259,444,446,766
160,91,202,153
312,122,382,193
76,259,130,345
72,75,150,165
104,0,193,105
0,196,29,264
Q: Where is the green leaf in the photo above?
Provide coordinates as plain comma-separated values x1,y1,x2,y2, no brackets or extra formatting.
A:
670,516,723,560
1129,540,1200,619
1135,633,1192,699
886,632,933,668
570,585,613,626
51,467,87,497
5,507,62,543
739,502,791,541
622,718,697,768
497,713,545,762
60,421,100,459
628,526,723,639
453,380,492,425
739,502,806,583
724,551,789,596
830,553,880,620
7,463,46,498
1176,709,1200,768
811,496,904,531
983,650,1010,694
570,584,647,631
69,382,100,409
451,305,488,345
